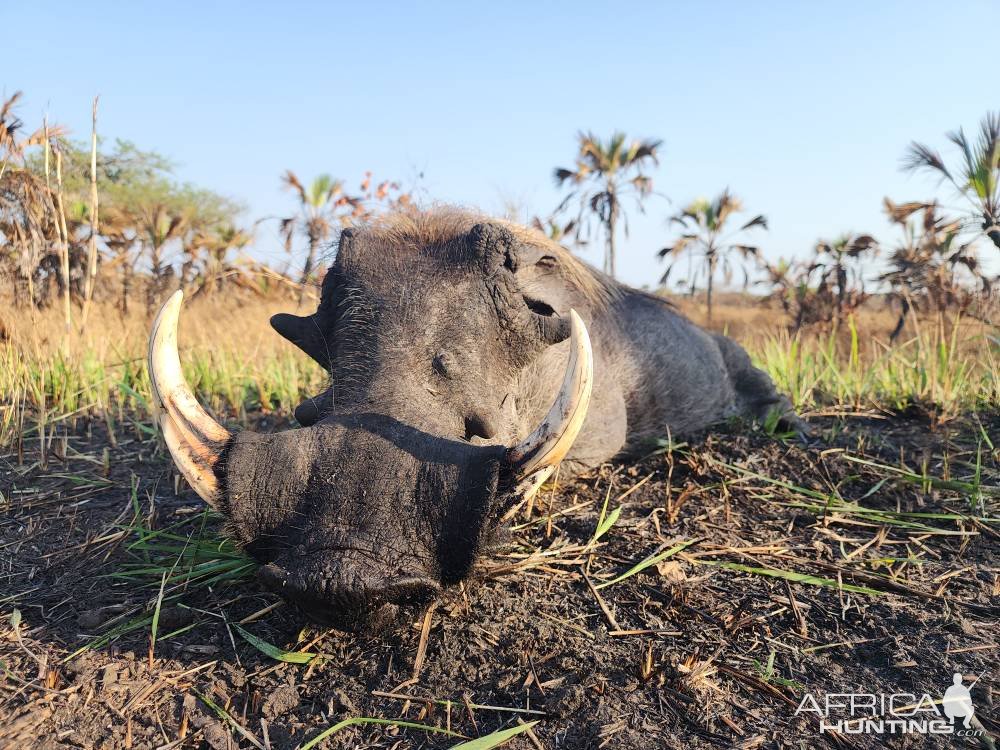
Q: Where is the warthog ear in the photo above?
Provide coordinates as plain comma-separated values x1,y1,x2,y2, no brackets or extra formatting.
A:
270,312,333,370
271,240,345,370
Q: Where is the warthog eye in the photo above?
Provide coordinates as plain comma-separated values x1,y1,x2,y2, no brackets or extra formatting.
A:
523,296,555,317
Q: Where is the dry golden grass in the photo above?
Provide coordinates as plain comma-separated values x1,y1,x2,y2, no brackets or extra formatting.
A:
4,291,313,360
0,291,325,450
674,291,939,342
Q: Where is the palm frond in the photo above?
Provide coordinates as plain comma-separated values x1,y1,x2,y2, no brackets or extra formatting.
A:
658,235,695,258
883,198,931,225
845,234,878,256
902,142,951,180
629,138,662,164
281,170,308,204
308,174,337,208
740,214,768,231
553,167,578,186
631,174,653,195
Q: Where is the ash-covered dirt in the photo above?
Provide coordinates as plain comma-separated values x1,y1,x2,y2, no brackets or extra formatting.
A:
1,412,997,749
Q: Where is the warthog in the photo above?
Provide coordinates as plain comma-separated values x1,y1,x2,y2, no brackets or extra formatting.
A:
149,208,800,628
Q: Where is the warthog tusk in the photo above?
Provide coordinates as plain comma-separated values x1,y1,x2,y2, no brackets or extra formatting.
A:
508,309,594,480
148,290,230,506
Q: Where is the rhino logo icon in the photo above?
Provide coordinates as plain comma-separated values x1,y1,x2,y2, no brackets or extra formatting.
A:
942,673,975,729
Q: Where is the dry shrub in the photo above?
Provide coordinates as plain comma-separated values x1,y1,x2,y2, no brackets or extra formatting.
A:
881,198,994,340
760,234,878,331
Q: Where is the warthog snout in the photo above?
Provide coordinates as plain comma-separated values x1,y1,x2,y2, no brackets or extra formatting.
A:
257,561,442,628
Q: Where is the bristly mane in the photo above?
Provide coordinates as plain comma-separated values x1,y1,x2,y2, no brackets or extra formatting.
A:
345,206,618,309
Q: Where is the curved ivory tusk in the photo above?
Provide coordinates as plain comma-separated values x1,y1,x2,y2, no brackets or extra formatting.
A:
148,290,230,505
159,413,223,506
508,309,594,478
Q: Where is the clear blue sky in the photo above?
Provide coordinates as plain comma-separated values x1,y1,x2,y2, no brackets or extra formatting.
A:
6,0,997,287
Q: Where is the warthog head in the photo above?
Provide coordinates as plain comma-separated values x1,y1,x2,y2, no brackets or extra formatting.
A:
148,214,593,628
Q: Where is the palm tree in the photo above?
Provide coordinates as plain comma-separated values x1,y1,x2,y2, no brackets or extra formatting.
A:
185,223,252,294
759,257,812,330
880,199,988,340
530,215,577,243
137,203,188,313
903,112,1000,251
657,189,766,324
810,233,878,324
0,92,64,306
553,131,661,278
100,206,139,314
281,171,355,293
0,168,55,305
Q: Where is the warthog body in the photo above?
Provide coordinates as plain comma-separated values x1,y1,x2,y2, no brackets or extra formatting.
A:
150,208,799,628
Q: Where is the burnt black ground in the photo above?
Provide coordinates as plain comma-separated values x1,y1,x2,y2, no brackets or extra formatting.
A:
1,411,997,749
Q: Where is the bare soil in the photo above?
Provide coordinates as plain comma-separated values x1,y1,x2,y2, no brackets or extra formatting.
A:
1,411,997,749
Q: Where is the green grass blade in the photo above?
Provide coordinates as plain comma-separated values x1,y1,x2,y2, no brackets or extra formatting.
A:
192,689,266,750
839,453,1000,496
696,560,885,596
595,538,698,589
593,505,622,543
149,571,167,657
300,717,464,750
233,624,317,664
449,721,540,748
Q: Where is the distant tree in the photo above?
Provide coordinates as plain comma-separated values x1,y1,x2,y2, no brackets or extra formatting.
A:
762,233,877,331
759,257,811,329
903,112,1000,252
100,205,139,313
357,171,411,214
137,203,188,312
0,92,60,305
880,199,991,339
281,172,352,294
530,215,577,243
810,233,879,324
553,131,661,278
658,189,766,324
24,136,241,311
281,170,412,301
4,93,243,313
184,223,253,295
